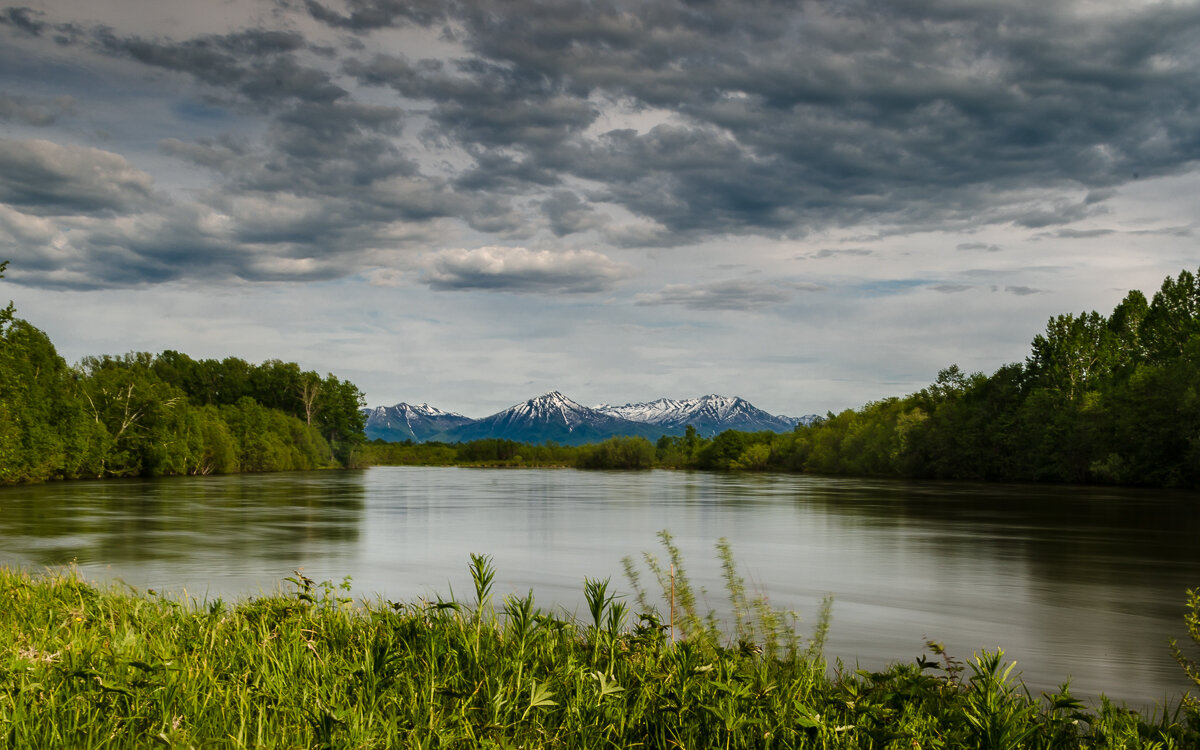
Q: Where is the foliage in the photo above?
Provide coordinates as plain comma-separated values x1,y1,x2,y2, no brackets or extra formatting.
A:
360,438,582,467
0,319,97,482
576,436,657,469
1170,588,1200,709
0,261,366,484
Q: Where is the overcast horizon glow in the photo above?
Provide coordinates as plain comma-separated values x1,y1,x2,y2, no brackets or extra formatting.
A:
1,0,1198,417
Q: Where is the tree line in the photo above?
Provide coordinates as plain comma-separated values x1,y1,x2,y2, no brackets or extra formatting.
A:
0,261,365,484
368,268,1200,487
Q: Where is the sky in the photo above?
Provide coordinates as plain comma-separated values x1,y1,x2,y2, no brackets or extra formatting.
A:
0,0,1198,418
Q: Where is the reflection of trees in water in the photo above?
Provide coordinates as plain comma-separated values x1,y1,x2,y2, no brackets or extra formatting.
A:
0,471,367,565
793,477,1200,698
793,479,1199,590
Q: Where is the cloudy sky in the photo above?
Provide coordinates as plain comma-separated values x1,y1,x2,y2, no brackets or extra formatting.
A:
1,0,1197,417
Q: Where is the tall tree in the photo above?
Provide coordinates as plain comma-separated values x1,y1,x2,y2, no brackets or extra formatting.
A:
313,374,366,463
1142,268,1200,365
1025,311,1115,401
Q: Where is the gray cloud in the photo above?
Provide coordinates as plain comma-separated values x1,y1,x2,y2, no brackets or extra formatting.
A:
1005,285,1045,296
159,136,249,173
298,0,446,32
0,6,45,36
0,138,155,215
420,246,630,293
798,248,874,260
956,242,1002,252
92,27,337,107
341,0,1200,240
0,92,74,125
931,283,973,294
3,0,1200,289
541,191,605,236
635,279,820,312
1038,228,1116,239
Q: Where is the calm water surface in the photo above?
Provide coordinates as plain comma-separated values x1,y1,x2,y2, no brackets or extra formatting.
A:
2,467,1197,706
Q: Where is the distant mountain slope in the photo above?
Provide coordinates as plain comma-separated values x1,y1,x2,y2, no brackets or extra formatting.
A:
363,392,817,443
439,392,663,446
595,395,807,437
790,414,824,427
363,403,474,442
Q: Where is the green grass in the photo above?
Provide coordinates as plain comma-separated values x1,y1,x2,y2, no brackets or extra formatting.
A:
2,539,1198,748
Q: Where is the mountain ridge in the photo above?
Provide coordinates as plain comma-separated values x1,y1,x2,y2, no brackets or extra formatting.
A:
594,394,800,436
364,392,820,445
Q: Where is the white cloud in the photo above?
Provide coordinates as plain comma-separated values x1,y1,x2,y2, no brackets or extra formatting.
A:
419,246,631,294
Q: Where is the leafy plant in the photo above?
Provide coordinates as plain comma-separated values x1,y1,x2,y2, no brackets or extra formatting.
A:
1170,587,1200,708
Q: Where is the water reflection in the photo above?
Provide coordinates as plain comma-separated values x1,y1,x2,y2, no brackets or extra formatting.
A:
0,467,1195,706
0,471,366,593
781,479,1200,702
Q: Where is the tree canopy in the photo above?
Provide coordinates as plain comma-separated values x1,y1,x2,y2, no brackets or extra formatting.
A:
1,263,366,484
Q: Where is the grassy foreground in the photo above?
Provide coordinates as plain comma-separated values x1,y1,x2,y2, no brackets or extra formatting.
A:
2,545,1198,748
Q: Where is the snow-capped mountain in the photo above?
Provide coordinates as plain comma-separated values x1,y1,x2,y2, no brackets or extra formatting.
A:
442,392,662,446
363,402,474,442
595,395,808,437
790,414,824,427
363,392,818,444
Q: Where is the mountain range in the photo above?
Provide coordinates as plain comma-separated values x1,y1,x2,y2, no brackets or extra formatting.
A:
363,392,820,446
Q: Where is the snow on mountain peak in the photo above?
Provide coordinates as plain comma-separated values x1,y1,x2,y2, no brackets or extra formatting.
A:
592,394,797,435
366,392,816,443
493,391,600,430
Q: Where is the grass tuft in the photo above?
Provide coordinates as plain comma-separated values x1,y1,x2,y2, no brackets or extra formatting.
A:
1,551,1197,748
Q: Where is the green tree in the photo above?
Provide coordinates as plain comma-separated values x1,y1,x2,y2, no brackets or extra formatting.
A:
576,436,656,469
1025,312,1116,401
1107,289,1149,369
76,355,190,477
0,320,92,482
313,374,366,464
1142,268,1200,365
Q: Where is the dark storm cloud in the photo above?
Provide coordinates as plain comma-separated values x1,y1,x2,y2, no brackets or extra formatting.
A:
4,0,1200,289
345,52,600,155
5,18,453,284
93,27,344,107
329,0,1200,238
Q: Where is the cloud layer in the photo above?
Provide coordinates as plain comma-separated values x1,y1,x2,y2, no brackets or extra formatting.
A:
0,0,1197,289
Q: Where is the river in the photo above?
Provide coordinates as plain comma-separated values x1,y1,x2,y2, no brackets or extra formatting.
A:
1,466,1196,707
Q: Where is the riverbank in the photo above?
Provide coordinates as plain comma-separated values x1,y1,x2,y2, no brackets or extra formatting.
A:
3,563,1196,748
